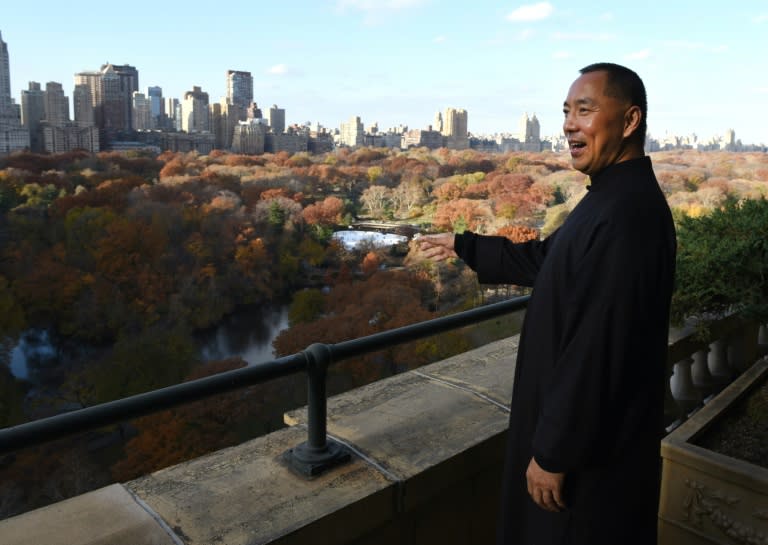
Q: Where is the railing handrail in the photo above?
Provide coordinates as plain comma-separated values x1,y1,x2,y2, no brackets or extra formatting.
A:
0,295,531,457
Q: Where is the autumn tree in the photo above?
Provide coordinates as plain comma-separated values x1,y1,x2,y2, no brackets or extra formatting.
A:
494,225,540,243
302,196,344,227
390,178,427,218
433,198,493,233
288,288,326,325
361,251,381,276
360,185,391,218
110,357,268,482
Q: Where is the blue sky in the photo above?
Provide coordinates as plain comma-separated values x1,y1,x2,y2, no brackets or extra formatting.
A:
3,1,767,144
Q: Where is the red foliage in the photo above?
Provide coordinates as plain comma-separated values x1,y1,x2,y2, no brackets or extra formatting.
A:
302,196,344,226
50,176,146,217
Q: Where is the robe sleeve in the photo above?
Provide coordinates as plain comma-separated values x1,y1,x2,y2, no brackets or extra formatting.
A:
531,217,666,473
454,230,557,287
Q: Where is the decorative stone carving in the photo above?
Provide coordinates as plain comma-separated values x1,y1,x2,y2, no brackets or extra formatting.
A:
682,479,768,545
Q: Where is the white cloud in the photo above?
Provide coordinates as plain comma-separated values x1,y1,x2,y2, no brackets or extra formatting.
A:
506,2,554,22
552,51,574,60
433,35,447,43
626,49,651,60
268,64,288,75
599,12,614,21
754,13,768,23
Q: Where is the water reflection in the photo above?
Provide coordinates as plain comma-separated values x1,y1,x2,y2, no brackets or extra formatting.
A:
10,329,57,381
8,305,291,383
332,230,408,250
198,304,289,365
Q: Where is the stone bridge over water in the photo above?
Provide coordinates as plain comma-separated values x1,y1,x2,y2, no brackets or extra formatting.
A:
348,221,421,239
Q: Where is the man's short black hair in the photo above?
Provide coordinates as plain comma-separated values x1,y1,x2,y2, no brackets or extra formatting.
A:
580,62,647,145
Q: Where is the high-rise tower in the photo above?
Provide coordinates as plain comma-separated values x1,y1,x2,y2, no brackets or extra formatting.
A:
21,82,46,152
182,86,210,133
0,31,30,153
147,86,164,127
0,31,12,114
442,107,469,150
44,82,69,127
268,104,285,134
226,70,253,110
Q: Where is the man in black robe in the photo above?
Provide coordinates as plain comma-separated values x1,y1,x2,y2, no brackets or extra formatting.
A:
418,63,676,544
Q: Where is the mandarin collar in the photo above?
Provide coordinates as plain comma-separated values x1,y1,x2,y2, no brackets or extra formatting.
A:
587,156,652,191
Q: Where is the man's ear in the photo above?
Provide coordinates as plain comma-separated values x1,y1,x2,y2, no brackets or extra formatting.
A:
623,105,642,139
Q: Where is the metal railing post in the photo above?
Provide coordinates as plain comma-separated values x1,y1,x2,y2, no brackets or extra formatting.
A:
306,343,329,450
284,343,351,477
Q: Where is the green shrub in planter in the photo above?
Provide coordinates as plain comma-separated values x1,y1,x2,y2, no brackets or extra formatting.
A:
671,197,768,334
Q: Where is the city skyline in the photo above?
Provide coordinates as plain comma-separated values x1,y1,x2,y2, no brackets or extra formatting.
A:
3,1,768,145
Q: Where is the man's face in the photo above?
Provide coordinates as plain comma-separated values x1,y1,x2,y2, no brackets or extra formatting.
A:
562,71,631,176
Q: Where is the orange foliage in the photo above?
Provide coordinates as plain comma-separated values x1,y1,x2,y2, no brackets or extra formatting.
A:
159,157,186,179
111,358,266,481
273,270,435,384
361,251,381,276
494,225,540,243
302,196,344,226
433,198,493,232
433,181,464,202
260,187,291,201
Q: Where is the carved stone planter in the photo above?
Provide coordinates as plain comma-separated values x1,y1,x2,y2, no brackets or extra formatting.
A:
659,358,768,545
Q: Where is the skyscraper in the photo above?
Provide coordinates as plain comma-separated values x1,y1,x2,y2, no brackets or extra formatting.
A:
165,97,181,131
0,31,12,114
132,92,152,131
73,64,138,142
268,104,285,134
101,63,138,130
182,86,210,133
73,71,100,126
442,107,469,150
73,83,94,126
339,115,364,147
44,82,69,127
519,112,541,151
226,70,253,110
147,86,164,128
21,82,45,152
0,31,30,153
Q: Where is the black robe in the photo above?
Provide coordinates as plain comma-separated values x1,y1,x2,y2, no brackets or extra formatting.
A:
455,157,676,545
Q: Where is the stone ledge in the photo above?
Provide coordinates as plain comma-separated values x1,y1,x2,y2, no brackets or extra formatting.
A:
1,336,520,545
284,336,517,511
0,483,177,545
127,425,396,545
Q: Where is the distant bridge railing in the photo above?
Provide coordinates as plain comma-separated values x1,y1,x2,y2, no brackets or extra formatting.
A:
0,293,763,477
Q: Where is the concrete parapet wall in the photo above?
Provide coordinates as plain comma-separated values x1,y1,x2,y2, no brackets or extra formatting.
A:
0,336,520,545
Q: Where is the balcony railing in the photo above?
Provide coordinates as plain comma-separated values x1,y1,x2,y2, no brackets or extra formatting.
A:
0,293,763,478
0,296,531,475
